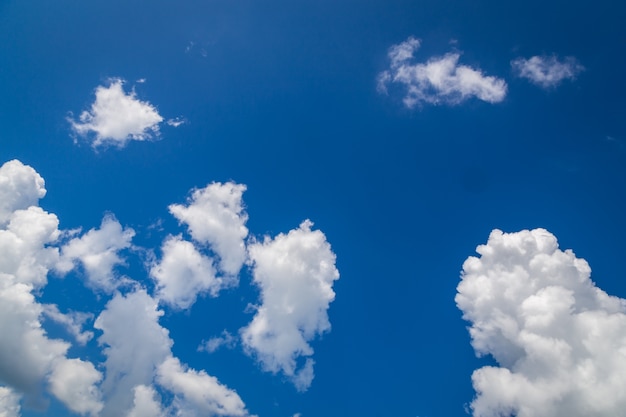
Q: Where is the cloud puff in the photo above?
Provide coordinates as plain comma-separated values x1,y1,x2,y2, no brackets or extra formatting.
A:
378,37,507,107
241,220,340,391
95,288,251,417
57,215,135,292
157,356,250,417
69,78,164,148
126,385,166,417
0,386,20,417
0,160,46,226
150,235,233,309
48,359,103,416
169,182,249,276
198,330,237,353
0,160,104,414
42,304,94,345
511,55,584,88
456,229,626,417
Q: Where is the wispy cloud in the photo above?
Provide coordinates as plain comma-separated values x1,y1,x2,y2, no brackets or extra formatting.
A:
511,55,584,88
378,37,507,108
457,229,626,417
69,78,174,148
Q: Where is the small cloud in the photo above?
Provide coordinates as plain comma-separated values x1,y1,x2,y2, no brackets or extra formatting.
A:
511,55,584,88
198,330,237,353
378,36,507,108
166,117,186,127
136,78,146,84
69,78,164,148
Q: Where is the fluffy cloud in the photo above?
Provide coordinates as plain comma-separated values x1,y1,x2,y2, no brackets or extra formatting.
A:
169,182,248,276
150,235,233,309
0,160,46,226
457,229,626,417
126,385,166,417
57,215,135,292
0,386,20,417
94,289,173,417
157,357,249,417
511,55,584,88
69,78,164,148
48,359,103,416
378,37,507,107
96,288,251,417
0,160,105,416
241,220,339,391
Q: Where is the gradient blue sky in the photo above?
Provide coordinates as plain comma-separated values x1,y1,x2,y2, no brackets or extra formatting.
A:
1,1,626,416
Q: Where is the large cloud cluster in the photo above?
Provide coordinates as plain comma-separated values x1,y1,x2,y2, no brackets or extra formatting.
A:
0,159,340,416
457,229,626,417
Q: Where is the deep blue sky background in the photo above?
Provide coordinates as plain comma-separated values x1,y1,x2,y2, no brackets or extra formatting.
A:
1,0,626,416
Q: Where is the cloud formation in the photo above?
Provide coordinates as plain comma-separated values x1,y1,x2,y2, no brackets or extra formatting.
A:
457,229,626,417
169,182,249,277
511,55,584,88
57,215,135,292
69,78,165,148
241,220,340,391
378,37,507,107
0,386,20,417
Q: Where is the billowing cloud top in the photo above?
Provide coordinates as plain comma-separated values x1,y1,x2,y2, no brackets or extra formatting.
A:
378,36,507,107
69,78,165,148
457,229,626,417
241,220,340,391
511,55,584,88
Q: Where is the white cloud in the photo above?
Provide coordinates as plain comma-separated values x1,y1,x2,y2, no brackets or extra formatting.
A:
511,55,584,88
456,228,626,417
48,358,103,416
94,289,172,417
69,78,164,148
378,37,507,107
241,220,339,391
150,235,232,310
198,330,237,353
57,215,135,292
0,386,20,417
42,304,94,345
169,182,248,276
156,356,249,417
0,160,106,415
166,117,186,127
126,385,166,417
0,160,46,226
96,288,252,417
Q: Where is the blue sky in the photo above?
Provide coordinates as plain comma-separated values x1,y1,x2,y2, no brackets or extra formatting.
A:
1,1,626,416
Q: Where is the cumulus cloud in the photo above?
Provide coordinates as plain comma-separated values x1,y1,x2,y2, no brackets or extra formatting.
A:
95,289,173,417
0,160,46,226
0,386,20,417
126,385,166,417
48,359,103,416
69,78,164,148
511,55,584,88
241,220,339,391
457,228,626,417
378,36,507,107
0,160,105,415
150,235,233,310
96,288,252,417
169,182,249,276
157,356,249,417
57,215,135,292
